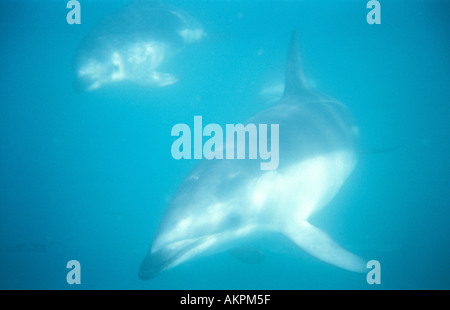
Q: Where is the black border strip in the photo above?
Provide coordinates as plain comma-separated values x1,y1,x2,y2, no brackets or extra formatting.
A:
0,290,444,307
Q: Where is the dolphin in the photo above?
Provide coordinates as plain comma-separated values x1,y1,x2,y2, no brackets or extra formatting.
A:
259,82,285,105
73,0,205,91
139,31,366,280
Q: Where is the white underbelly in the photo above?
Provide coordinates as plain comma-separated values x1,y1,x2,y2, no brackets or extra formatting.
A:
249,150,357,225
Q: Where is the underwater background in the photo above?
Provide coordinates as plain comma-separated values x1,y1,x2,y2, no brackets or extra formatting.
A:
0,0,449,289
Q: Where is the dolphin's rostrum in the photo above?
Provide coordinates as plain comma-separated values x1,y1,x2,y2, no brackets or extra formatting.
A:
139,31,366,280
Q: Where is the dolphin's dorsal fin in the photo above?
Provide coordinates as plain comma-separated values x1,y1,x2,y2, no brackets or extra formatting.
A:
283,31,309,98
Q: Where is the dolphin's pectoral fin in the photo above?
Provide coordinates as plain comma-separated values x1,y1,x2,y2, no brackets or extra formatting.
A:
228,245,266,265
134,71,178,88
150,71,178,87
284,221,366,273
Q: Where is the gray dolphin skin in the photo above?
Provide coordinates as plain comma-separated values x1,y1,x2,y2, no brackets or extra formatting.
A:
139,32,366,280
73,0,205,91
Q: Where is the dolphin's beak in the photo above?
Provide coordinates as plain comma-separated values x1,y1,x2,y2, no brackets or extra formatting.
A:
138,243,189,280
138,249,170,280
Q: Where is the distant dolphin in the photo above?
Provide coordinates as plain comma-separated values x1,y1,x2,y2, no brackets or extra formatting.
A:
73,0,205,91
139,32,366,279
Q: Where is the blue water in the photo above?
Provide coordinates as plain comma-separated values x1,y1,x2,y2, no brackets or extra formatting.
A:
0,0,449,289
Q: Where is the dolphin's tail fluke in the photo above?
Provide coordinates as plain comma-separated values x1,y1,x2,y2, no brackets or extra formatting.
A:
283,221,367,273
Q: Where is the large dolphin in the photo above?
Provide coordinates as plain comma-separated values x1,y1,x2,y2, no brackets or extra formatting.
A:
73,0,205,91
139,32,366,279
